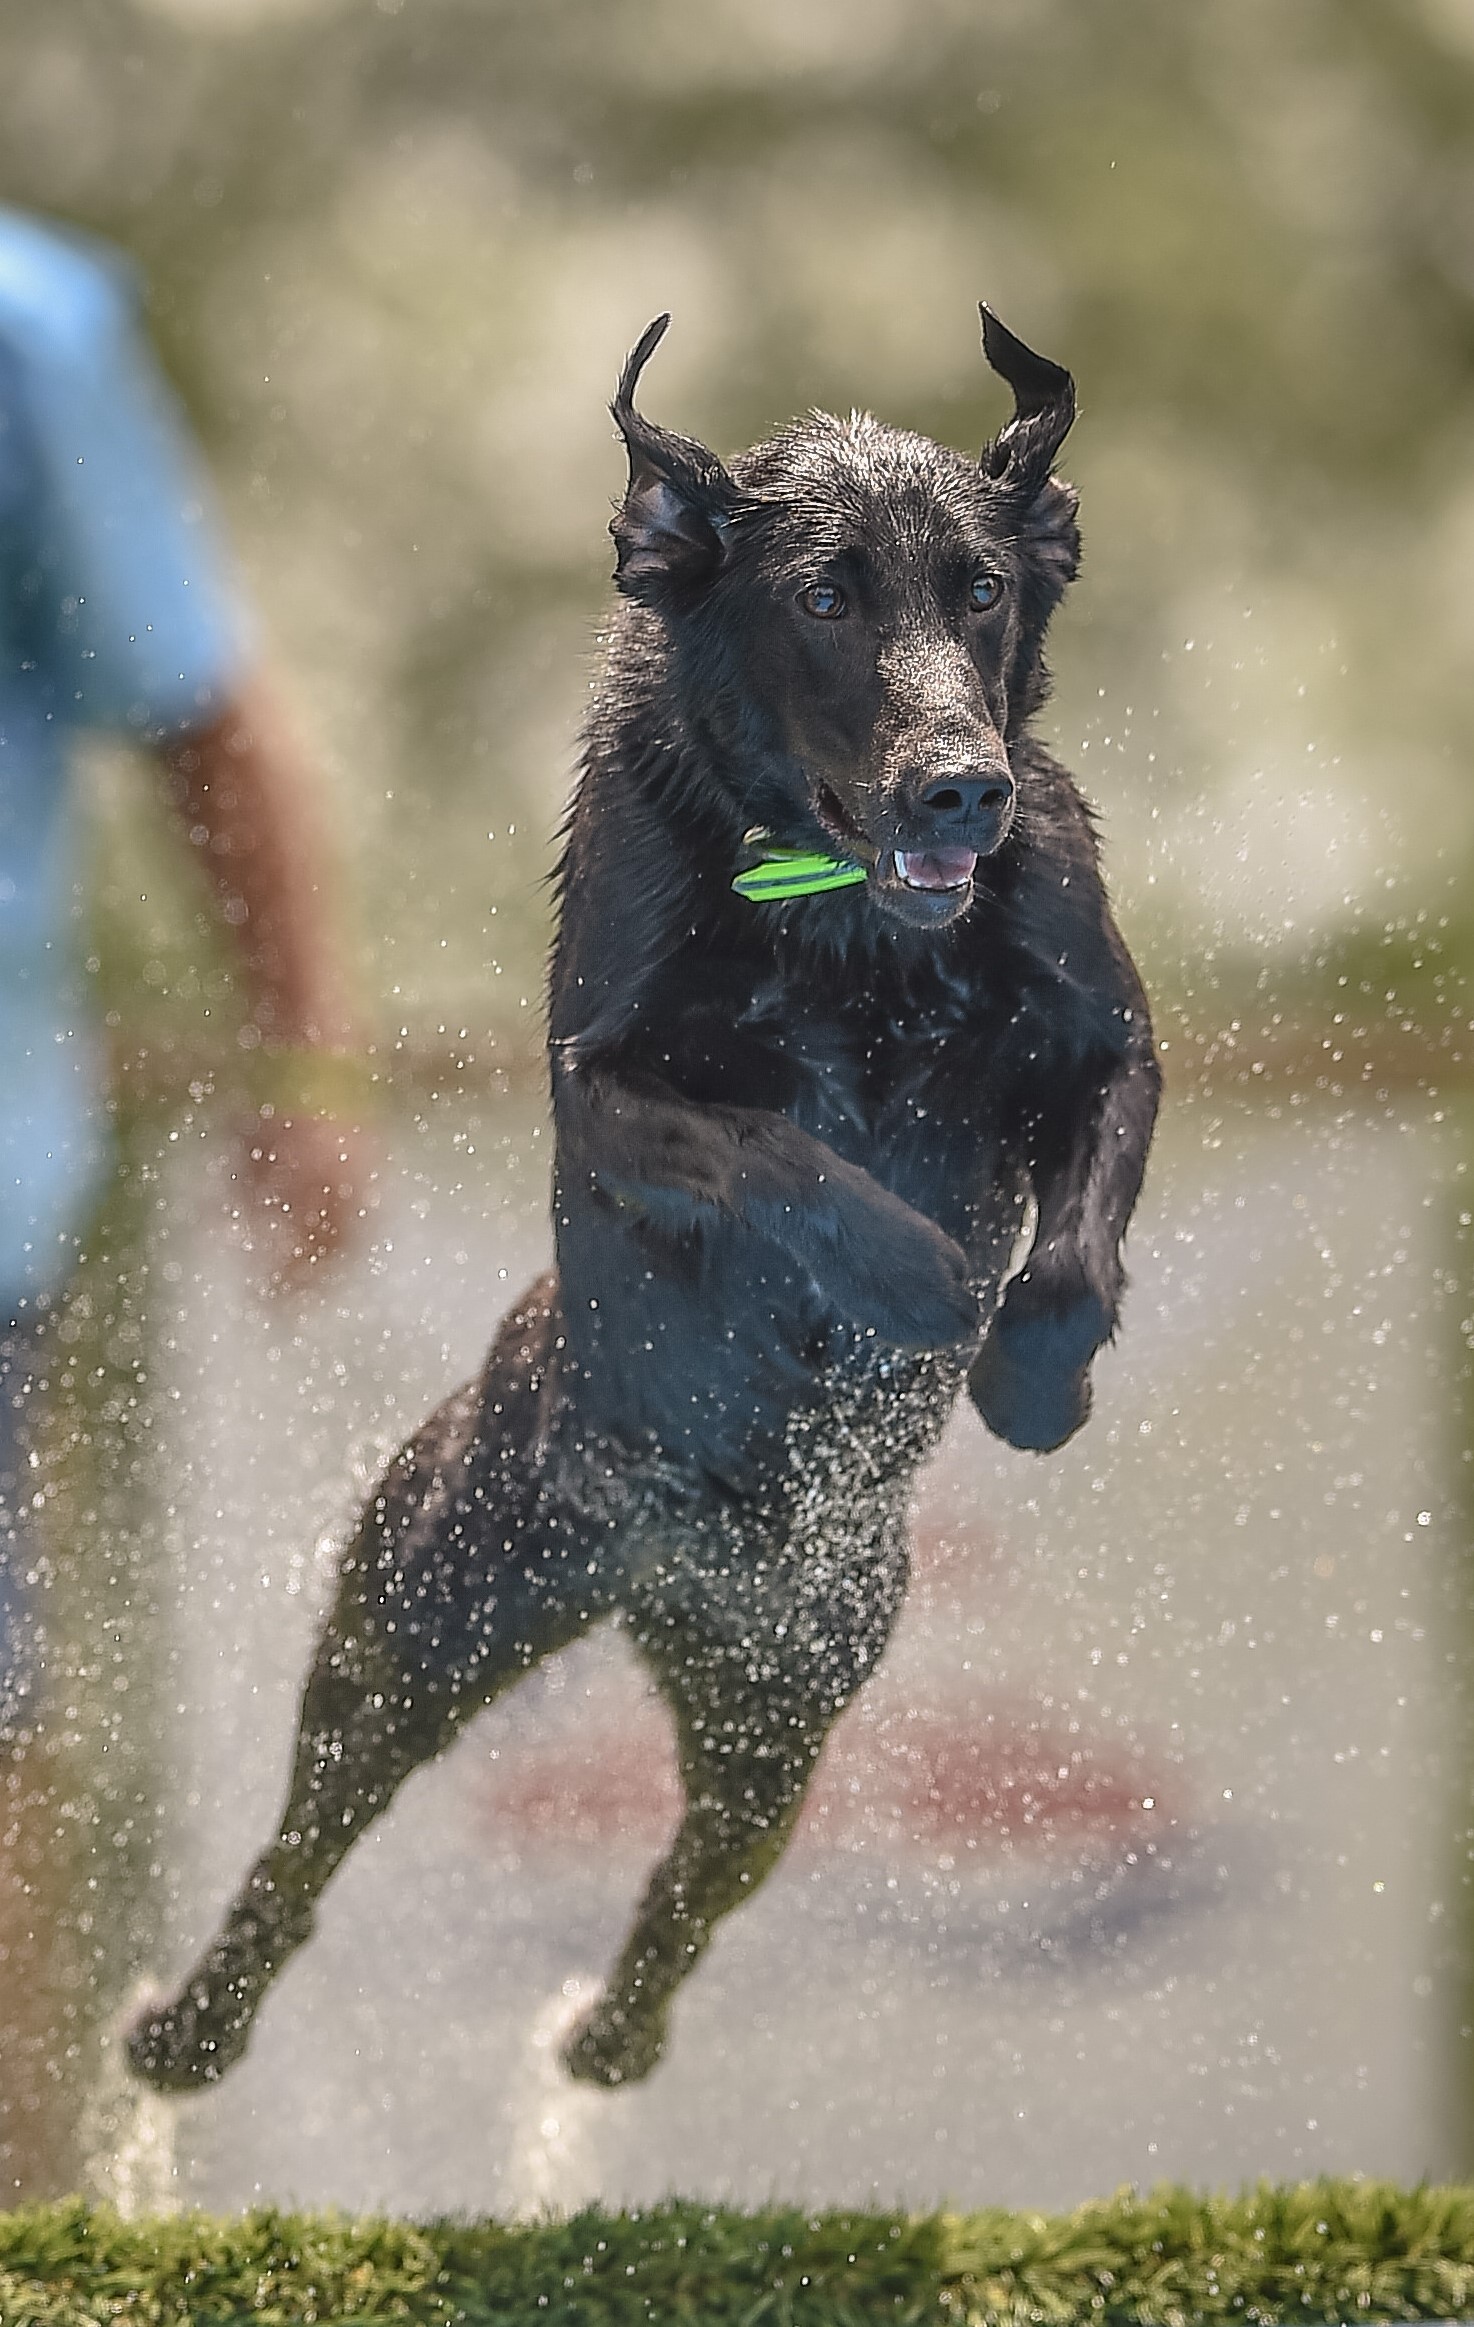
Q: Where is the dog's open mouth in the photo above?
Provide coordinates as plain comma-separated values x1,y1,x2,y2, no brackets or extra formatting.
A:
868,843,978,927
893,847,978,893
810,784,981,925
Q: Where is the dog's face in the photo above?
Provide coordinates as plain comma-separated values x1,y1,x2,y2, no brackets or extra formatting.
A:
609,309,1080,930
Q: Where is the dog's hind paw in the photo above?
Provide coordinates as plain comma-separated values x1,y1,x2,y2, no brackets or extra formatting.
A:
560,1995,668,2088
126,1986,253,2094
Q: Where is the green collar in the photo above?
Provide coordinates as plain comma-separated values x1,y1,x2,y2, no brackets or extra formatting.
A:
731,832,868,902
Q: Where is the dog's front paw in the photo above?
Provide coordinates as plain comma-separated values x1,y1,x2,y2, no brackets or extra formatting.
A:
827,1190,978,1349
561,1994,668,2088
126,1981,255,2094
866,1220,979,1349
968,1284,1110,1452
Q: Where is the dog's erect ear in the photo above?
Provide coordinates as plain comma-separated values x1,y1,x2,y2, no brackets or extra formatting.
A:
610,315,741,601
978,304,1076,494
978,304,1079,595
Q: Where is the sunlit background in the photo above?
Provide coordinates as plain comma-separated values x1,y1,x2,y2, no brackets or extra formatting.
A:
2,0,1473,2214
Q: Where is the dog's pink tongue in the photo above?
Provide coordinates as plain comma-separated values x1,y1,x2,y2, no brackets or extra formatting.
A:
895,847,978,892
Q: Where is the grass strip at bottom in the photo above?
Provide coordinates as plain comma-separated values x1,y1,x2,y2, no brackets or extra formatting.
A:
4,2180,1474,2326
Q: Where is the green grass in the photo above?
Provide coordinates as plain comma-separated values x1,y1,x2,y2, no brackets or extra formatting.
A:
4,2183,1474,2326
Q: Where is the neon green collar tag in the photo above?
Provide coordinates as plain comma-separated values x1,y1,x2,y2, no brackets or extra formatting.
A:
732,835,868,902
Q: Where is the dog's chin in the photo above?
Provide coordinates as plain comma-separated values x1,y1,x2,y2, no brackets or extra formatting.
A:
868,846,978,929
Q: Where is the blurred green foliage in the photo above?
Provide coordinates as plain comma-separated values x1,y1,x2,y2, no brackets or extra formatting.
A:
1,0,1471,1066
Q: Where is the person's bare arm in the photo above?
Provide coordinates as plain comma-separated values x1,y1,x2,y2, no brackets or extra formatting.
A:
158,674,370,1280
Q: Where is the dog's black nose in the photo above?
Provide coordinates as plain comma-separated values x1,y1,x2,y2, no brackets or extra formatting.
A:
920,772,1014,824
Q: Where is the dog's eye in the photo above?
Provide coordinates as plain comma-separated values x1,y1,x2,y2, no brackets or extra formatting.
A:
798,583,847,620
969,573,1004,611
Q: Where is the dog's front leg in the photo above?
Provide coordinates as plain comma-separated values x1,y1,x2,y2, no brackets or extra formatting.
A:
969,1037,1161,1452
559,1062,978,1350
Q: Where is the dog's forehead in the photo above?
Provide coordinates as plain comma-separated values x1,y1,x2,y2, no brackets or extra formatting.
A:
735,411,1002,566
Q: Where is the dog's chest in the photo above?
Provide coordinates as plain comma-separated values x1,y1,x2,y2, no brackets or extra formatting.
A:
734,969,978,1161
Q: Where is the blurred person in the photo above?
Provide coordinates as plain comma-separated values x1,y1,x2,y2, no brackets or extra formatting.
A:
0,203,368,1713
0,205,367,2186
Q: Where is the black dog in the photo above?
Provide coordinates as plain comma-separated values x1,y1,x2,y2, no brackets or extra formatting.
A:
129,307,1159,2094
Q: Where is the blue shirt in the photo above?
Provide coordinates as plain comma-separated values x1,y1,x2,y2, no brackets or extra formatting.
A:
0,211,243,1305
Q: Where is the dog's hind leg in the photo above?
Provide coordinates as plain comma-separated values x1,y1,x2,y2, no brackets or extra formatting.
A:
562,1513,909,2089
561,1667,830,2088
129,1275,609,2093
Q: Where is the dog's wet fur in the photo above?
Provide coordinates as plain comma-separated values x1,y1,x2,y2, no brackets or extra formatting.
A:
129,308,1160,2094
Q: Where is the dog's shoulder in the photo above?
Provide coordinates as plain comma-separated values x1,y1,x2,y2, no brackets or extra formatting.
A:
1005,734,1100,861
549,691,758,1065
550,764,690,1062
978,738,1152,1049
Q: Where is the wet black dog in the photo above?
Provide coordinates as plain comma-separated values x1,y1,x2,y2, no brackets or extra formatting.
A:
129,307,1159,2094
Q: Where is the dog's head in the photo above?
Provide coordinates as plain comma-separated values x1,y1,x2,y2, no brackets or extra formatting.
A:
609,308,1079,930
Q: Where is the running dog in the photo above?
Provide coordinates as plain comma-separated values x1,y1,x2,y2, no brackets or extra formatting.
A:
129,307,1160,2093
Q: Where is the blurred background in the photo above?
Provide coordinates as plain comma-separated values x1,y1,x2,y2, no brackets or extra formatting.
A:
2,0,1473,2217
